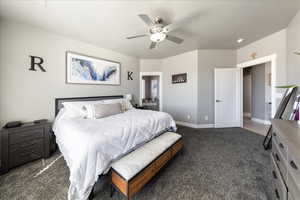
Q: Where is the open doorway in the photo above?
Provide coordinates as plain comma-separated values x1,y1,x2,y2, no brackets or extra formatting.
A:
140,72,162,111
242,63,271,135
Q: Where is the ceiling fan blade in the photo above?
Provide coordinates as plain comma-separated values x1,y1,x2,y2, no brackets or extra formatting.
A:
126,34,148,39
163,15,196,33
138,14,153,26
149,42,157,49
166,35,184,44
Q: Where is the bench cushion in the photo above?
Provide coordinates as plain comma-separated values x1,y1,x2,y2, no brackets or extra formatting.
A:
111,132,182,180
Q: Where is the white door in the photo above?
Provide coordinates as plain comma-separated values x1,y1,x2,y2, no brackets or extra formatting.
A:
214,68,242,128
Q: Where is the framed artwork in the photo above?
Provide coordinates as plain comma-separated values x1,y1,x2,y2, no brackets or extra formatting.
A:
172,73,187,84
66,51,121,85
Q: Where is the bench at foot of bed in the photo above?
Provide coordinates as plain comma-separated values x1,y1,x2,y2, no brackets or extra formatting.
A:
110,132,183,200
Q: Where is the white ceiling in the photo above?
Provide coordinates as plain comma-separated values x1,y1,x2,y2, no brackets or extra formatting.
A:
0,0,300,58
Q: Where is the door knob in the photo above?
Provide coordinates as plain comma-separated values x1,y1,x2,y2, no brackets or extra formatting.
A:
216,100,223,102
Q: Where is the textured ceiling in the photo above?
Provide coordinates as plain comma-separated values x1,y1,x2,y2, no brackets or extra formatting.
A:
0,0,300,58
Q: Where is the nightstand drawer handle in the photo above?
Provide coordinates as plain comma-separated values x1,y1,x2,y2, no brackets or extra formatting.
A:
20,142,36,148
272,170,277,179
20,151,38,157
279,143,284,149
20,152,29,157
20,135,32,138
290,160,298,170
275,189,280,199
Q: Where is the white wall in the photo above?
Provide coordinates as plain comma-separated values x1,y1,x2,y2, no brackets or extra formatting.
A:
287,10,300,85
243,70,251,114
0,20,140,125
140,53,199,124
237,29,287,86
139,59,162,72
197,50,236,124
162,50,198,124
140,50,236,125
251,64,266,120
265,62,272,103
265,62,272,119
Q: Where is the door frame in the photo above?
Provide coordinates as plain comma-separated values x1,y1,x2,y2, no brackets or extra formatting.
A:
140,72,163,111
214,68,242,128
237,54,277,127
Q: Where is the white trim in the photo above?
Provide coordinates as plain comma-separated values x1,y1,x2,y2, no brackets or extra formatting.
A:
176,121,198,128
214,122,241,128
176,121,214,129
251,117,271,125
243,112,251,117
237,54,277,119
34,154,63,178
140,72,163,111
214,68,242,128
197,124,215,128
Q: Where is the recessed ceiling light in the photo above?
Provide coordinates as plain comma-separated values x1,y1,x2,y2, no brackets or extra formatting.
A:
237,38,244,43
294,51,300,55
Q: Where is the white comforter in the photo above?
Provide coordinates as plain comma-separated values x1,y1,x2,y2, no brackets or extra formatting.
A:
53,108,176,200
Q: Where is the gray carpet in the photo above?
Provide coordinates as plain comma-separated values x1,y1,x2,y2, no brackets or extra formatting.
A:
0,126,274,200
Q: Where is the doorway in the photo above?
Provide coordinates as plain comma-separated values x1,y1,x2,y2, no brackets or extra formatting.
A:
242,64,271,135
140,72,162,111
238,54,277,120
214,54,277,130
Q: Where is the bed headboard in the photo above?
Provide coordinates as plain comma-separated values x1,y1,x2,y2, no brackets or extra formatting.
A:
55,95,124,116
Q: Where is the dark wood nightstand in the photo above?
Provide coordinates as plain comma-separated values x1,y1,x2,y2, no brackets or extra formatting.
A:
135,106,146,109
0,121,55,175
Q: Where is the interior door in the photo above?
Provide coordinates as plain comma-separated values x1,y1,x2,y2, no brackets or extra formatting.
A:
214,68,241,128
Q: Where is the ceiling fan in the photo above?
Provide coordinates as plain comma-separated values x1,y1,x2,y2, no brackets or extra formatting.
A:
126,14,189,49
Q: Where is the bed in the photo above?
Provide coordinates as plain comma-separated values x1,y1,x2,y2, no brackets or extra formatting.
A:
53,95,176,200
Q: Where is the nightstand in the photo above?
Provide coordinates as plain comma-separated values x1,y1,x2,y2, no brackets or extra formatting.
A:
135,106,146,109
0,121,55,175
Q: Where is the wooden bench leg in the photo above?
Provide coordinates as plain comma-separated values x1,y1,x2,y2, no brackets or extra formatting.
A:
110,184,115,198
180,148,184,156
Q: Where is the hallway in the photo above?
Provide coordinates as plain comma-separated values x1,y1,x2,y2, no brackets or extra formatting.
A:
243,117,270,136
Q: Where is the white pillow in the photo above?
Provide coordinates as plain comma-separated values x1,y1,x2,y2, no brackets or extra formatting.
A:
101,99,126,112
102,98,134,111
62,100,103,118
124,99,134,111
84,103,123,119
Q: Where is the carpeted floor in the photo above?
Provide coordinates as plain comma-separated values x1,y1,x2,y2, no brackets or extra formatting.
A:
0,126,274,200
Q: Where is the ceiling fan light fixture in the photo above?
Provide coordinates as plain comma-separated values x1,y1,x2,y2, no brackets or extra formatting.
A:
150,32,166,43
128,14,185,48
237,38,244,43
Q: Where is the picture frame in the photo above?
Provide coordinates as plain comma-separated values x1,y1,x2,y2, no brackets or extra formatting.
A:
66,51,121,85
172,73,187,84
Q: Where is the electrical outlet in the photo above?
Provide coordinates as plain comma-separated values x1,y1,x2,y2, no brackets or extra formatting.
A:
204,115,208,121
187,115,191,120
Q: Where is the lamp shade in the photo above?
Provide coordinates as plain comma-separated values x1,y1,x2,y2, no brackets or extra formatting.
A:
125,94,132,101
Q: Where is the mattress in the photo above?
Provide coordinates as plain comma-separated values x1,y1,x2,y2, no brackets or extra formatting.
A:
53,108,176,200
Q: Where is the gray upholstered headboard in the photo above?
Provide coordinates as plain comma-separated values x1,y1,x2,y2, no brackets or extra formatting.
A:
55,95,124,116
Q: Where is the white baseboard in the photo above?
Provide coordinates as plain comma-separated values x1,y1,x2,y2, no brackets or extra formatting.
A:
214,121,241,128
176,121,214,129
251,117,271,125
176,121,198,128
197,124,215,128
243,112,251,117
